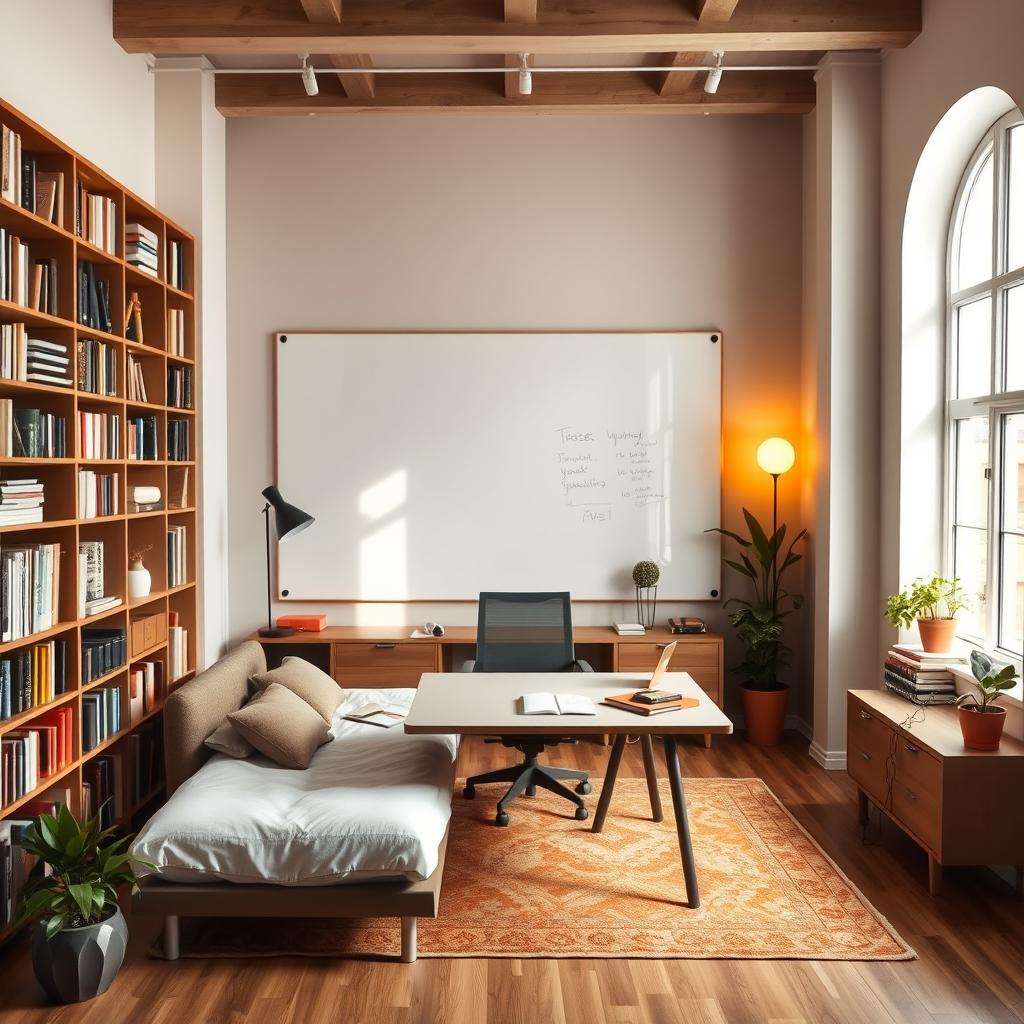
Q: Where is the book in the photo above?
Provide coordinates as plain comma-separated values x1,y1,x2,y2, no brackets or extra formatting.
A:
520,692,596,716
614,623,647,635
891,643,968,664
343,703,408,728
602,691,700,715
34,171,64,226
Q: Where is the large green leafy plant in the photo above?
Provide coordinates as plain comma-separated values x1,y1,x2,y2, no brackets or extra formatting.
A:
708,510,806,692
15,803,152,940
956,650,1019,713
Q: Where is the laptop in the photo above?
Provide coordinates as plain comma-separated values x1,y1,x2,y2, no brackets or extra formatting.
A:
645,640,678,689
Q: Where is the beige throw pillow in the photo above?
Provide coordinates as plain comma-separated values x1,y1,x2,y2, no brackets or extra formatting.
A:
249,657,343,724
227,683,332,769
204,720,254,759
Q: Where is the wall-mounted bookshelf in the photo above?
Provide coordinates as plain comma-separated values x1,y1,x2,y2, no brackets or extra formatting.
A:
0,98,199,943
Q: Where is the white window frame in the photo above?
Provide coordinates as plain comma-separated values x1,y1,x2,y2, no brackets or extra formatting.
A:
946,108,1024,663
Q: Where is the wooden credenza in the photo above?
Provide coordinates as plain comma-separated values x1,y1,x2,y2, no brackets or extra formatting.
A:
253,626,724,745
847,689,1024,894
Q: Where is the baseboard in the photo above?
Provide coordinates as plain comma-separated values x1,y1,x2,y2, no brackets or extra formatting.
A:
728,714,814,742
808,740,847,771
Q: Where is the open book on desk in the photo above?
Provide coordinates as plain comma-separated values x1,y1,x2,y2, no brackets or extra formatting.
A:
520,693,597,716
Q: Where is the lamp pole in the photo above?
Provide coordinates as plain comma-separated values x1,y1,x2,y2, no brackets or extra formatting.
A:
263,502,273,634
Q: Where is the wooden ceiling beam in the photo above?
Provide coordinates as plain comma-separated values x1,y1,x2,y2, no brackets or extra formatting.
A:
658,51,709,97
695,0,741,21
504,0,537,99
214,69,816,116
298,0,375,100
298,0,341,21
113,0,921,56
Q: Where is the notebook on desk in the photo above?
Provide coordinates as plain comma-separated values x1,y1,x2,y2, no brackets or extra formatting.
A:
519,693,597,716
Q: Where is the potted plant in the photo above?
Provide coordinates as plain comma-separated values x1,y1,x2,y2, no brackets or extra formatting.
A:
955,650,1018,750
884,574,967,653
15,803,152,1003
708,510,806,746
127,544,152,599
632,559,660,630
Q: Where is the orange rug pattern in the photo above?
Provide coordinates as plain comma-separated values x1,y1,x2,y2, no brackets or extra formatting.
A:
166,777,914,961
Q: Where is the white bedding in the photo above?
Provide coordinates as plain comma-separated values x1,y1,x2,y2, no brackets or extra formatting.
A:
132,688,457,886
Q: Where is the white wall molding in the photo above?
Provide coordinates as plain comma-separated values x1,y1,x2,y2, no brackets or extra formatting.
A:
808,740,847,771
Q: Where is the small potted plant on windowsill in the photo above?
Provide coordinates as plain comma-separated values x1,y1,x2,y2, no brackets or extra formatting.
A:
884,574,968,653
955,650,1018,751
15,803,153,1004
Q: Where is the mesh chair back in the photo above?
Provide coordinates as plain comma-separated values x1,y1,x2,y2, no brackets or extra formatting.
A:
474,592,576,672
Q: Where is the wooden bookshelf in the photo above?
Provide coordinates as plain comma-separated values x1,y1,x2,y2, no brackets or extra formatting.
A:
0,98,199,943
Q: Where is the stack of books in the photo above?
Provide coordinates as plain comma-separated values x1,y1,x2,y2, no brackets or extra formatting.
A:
78,540,121,618
0,324,26,381
126,353,149,403
77,262,112,333
81,627,127,684
24,338,70,387
128,414,158,461
77,410,120,460
0,401,67,458
168,308,186,357
167,525,187,587
81,686,121,752
126,223,158,278
1,707,73,807
76,338,118,396
614,623,646,636
0,542,62,642
167,417,190,461
0,478,44,527
883,643,967,704
76,183,117,255
166,364,193,409
78,470,118,519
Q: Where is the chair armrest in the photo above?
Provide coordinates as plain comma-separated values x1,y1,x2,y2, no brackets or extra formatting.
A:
462,659,477,672
574,659,594,672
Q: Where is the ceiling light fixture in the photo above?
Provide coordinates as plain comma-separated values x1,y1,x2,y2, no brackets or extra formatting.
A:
518,53,532,96
704,51,725,95
301,54,318,97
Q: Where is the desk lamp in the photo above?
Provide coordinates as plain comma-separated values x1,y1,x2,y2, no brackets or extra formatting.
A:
260,485,314,638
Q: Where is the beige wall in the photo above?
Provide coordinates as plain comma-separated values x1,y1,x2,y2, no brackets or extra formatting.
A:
225,114,807,714
0,0,155,200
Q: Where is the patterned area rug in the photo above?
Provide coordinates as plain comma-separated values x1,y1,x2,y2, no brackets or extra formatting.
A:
159,777,914,961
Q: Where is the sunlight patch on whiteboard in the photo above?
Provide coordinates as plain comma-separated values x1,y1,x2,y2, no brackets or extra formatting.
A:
359,470,407,521
360,518,408,600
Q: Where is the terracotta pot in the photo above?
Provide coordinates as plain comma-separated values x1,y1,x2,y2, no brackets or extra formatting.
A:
958,705,1006,751
916,617,957,653
740,684,789,747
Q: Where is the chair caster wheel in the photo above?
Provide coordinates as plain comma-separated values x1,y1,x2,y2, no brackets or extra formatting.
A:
574,806,589,821
495,811,510,827
525,786,537,798
576,782,591,795
463,784,475,799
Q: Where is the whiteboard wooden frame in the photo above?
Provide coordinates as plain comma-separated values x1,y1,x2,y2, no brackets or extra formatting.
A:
272,330,723,603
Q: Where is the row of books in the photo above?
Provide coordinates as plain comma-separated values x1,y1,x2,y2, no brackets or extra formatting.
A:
0,402,67,458
883,643,967,705
0,542,61,643
167,525,187,588
127,414,158,461
167,365,193,409
126,223,157,278
78,470,119,519
167,418,190,461
76,184,117,256
82,627,127,685
2,125,64,226
0,788,69,928
169,613,188,681
78,540,120,618
82,686,121,752
130,722,163,804
168,308,187,358
82,755,122,829
0,478,43,527
130,660,162,719
0,639,68,720
167,239,186,291
1,705,73,808
77,410,120,460
77,261,113,334
0,229,57,318
77,337,117,397
127,352,149,403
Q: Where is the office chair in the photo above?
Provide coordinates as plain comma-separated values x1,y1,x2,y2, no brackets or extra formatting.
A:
462,592,592,826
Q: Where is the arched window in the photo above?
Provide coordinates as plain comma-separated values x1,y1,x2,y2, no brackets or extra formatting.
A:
947,108,1024,656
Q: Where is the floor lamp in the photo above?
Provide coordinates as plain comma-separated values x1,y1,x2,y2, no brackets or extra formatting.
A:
260,485,315,638
756,437,795,590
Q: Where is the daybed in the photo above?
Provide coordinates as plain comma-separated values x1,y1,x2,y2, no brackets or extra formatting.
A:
130,641,455,963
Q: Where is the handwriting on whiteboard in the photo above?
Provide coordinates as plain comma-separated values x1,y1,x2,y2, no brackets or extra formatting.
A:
556,427,666,523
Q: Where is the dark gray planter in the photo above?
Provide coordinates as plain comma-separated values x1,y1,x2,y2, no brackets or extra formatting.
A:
31,906,128,1003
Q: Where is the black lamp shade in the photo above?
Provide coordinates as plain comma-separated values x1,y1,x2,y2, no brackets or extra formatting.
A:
262,485,314,541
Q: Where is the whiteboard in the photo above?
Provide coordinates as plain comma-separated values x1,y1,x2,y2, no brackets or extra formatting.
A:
275,332,721,601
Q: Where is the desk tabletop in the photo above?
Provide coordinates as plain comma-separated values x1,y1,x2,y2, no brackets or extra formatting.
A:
404,672,733,736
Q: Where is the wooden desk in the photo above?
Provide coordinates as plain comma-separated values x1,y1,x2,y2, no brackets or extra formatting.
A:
253,626,725,745
848,689,1024,894
406,671,733,908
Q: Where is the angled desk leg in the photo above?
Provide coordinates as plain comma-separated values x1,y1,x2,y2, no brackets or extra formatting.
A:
662,735,700,909
640,735,664,823
591,734,625,833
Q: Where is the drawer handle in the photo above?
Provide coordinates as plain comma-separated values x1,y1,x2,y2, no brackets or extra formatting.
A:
860,752,871,761
859,710,872,721
905,743,919,754
374,643,397,650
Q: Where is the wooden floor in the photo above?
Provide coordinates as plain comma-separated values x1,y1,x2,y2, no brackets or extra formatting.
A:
1,732,1022,1024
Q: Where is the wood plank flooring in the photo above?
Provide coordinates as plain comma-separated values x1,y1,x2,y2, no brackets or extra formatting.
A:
1,733,1022,1024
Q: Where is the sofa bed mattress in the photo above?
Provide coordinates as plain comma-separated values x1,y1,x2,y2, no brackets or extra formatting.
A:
132,688,456,886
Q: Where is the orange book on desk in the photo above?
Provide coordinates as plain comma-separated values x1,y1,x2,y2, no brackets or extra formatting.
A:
275,615,327,632
602,692,700,716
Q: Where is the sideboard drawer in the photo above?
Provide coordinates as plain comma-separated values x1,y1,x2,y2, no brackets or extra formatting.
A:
892,776,941,853
617,641,720,671
332,642,438,687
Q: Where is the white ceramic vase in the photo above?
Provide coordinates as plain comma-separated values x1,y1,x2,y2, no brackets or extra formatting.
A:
128,560,152,599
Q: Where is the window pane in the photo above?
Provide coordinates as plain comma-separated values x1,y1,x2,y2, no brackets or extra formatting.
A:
955,149,994,290
999,534,1024,654
954,525,988,638
1002,413,1024,531
1006,284,1024,391
956,295,992,398
1008,125,1024,272
955,416,989,528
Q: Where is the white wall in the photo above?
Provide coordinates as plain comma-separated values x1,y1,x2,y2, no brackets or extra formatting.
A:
0,0,155,200
226,114,807,712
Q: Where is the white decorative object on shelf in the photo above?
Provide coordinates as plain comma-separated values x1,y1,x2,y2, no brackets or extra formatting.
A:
128,556,152,599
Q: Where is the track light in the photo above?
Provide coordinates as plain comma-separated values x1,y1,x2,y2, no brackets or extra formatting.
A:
518,53,532,96
704,51,724,95
301,54,318,97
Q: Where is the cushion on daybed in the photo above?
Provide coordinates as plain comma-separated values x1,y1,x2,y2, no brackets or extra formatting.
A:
132,688,456,885
204,720,253,759
249,657,344,723
228,682,332,769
